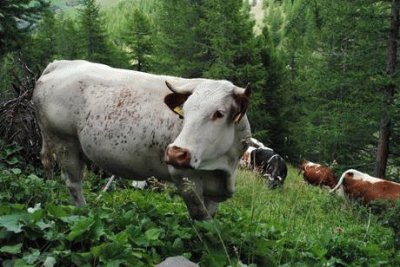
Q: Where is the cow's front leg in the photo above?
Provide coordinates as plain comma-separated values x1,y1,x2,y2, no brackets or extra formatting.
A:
203,198,219,218
177,177,211,220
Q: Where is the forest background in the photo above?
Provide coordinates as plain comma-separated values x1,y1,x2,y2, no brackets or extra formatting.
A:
1,0,400,179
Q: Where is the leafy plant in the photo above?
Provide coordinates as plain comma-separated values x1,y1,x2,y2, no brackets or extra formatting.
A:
0,167,399,266
0,140,24,170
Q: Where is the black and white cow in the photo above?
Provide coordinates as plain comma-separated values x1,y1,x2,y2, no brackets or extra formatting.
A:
250,147,287,189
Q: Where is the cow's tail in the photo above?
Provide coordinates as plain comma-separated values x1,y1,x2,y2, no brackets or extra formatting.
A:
330,169,354,193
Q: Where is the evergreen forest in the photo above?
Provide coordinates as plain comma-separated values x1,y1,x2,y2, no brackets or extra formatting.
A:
2,0,400,178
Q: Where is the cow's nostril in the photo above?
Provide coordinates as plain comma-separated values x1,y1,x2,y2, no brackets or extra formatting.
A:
165,146,192,168
177,151,187,160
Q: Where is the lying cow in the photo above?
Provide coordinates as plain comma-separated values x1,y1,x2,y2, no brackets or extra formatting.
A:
239,145,256,168
33,60,252,220
330,169,400,203
239,137,265,168
250,147,287,188
247,137,265,148
299,160,337,189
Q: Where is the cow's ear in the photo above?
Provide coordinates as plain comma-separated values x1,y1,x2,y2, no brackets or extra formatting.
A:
164,81,191,118
233,83,251,123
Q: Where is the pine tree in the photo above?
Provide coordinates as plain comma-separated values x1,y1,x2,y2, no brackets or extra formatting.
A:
0,0,49,57
198,0,283,146
124,8,154,71
55,14,82,60
28,11,58,68
78,0,112,64
153,0,203,77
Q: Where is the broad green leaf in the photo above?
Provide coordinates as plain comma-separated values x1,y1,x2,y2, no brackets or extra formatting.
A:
0,243,22,254
91,216,105,240
11,168,22,174
67,217,95,241
6,157,19,165
12,259,31,267
91,243,107,257
43,256,57,267
23,249,40,264
47,204,68,218
36,220,53,230
145,228,162,241
172,238,184,249
27,174,41,181
60,215,81,224
105,260,125,267
0,213,26,233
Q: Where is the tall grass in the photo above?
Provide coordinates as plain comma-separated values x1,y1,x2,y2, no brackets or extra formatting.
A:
223,166,397,265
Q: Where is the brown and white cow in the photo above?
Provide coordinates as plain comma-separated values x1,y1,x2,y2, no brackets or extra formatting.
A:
33,60,252,220
299,160,337,189
330,169,400,203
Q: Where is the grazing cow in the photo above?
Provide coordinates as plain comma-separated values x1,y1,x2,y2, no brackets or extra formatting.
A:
250,147,287,188
330,169,400,203
33,60,252,220
299,160,337,189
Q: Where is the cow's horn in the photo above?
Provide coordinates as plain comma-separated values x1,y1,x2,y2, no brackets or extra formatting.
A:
165,81,195,94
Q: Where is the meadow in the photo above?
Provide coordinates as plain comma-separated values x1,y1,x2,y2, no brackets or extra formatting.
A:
1,163,399,266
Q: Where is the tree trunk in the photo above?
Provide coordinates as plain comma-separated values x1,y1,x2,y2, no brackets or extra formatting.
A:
374,0,400,178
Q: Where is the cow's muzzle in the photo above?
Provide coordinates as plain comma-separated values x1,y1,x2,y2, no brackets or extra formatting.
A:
165,145,193,169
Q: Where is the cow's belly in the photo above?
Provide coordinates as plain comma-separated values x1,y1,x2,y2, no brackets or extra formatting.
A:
86,147,171,180
77,101,182,181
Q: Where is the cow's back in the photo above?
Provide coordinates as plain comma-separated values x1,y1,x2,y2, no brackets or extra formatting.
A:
33,60,185,180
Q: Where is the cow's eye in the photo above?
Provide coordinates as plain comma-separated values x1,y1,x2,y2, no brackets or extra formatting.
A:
212,110,224,120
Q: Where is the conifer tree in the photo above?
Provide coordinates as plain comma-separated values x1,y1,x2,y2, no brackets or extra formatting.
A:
153,0,202,77
276,0,390,167
124,8,154,71
28,11,58,68
79,0,112,64
55,14,82,60
0,0,49,57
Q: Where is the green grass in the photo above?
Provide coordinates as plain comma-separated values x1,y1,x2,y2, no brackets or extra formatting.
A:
228,168,398,265
0,166,399,266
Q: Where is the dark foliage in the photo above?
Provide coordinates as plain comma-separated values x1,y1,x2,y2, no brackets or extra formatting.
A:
0,0,49,57
0,57,41,166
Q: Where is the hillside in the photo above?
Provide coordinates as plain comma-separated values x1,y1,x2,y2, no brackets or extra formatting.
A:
50,0,121,13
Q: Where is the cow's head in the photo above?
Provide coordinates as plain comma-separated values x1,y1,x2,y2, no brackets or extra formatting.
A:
164,80,251,170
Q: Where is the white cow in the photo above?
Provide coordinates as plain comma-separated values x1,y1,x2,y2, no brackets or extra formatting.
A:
33,60,252,220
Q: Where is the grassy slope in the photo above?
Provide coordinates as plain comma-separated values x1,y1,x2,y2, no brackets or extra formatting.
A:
226,167,397,265
1,165,399,266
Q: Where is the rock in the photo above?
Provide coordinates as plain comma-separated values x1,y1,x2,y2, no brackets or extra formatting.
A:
156,256,199,267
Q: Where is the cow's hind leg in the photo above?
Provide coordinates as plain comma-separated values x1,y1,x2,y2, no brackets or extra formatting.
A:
40,134,55,179
56,141,86,205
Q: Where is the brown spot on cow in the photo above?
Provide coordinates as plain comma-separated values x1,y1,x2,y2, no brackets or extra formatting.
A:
299,160,337,189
